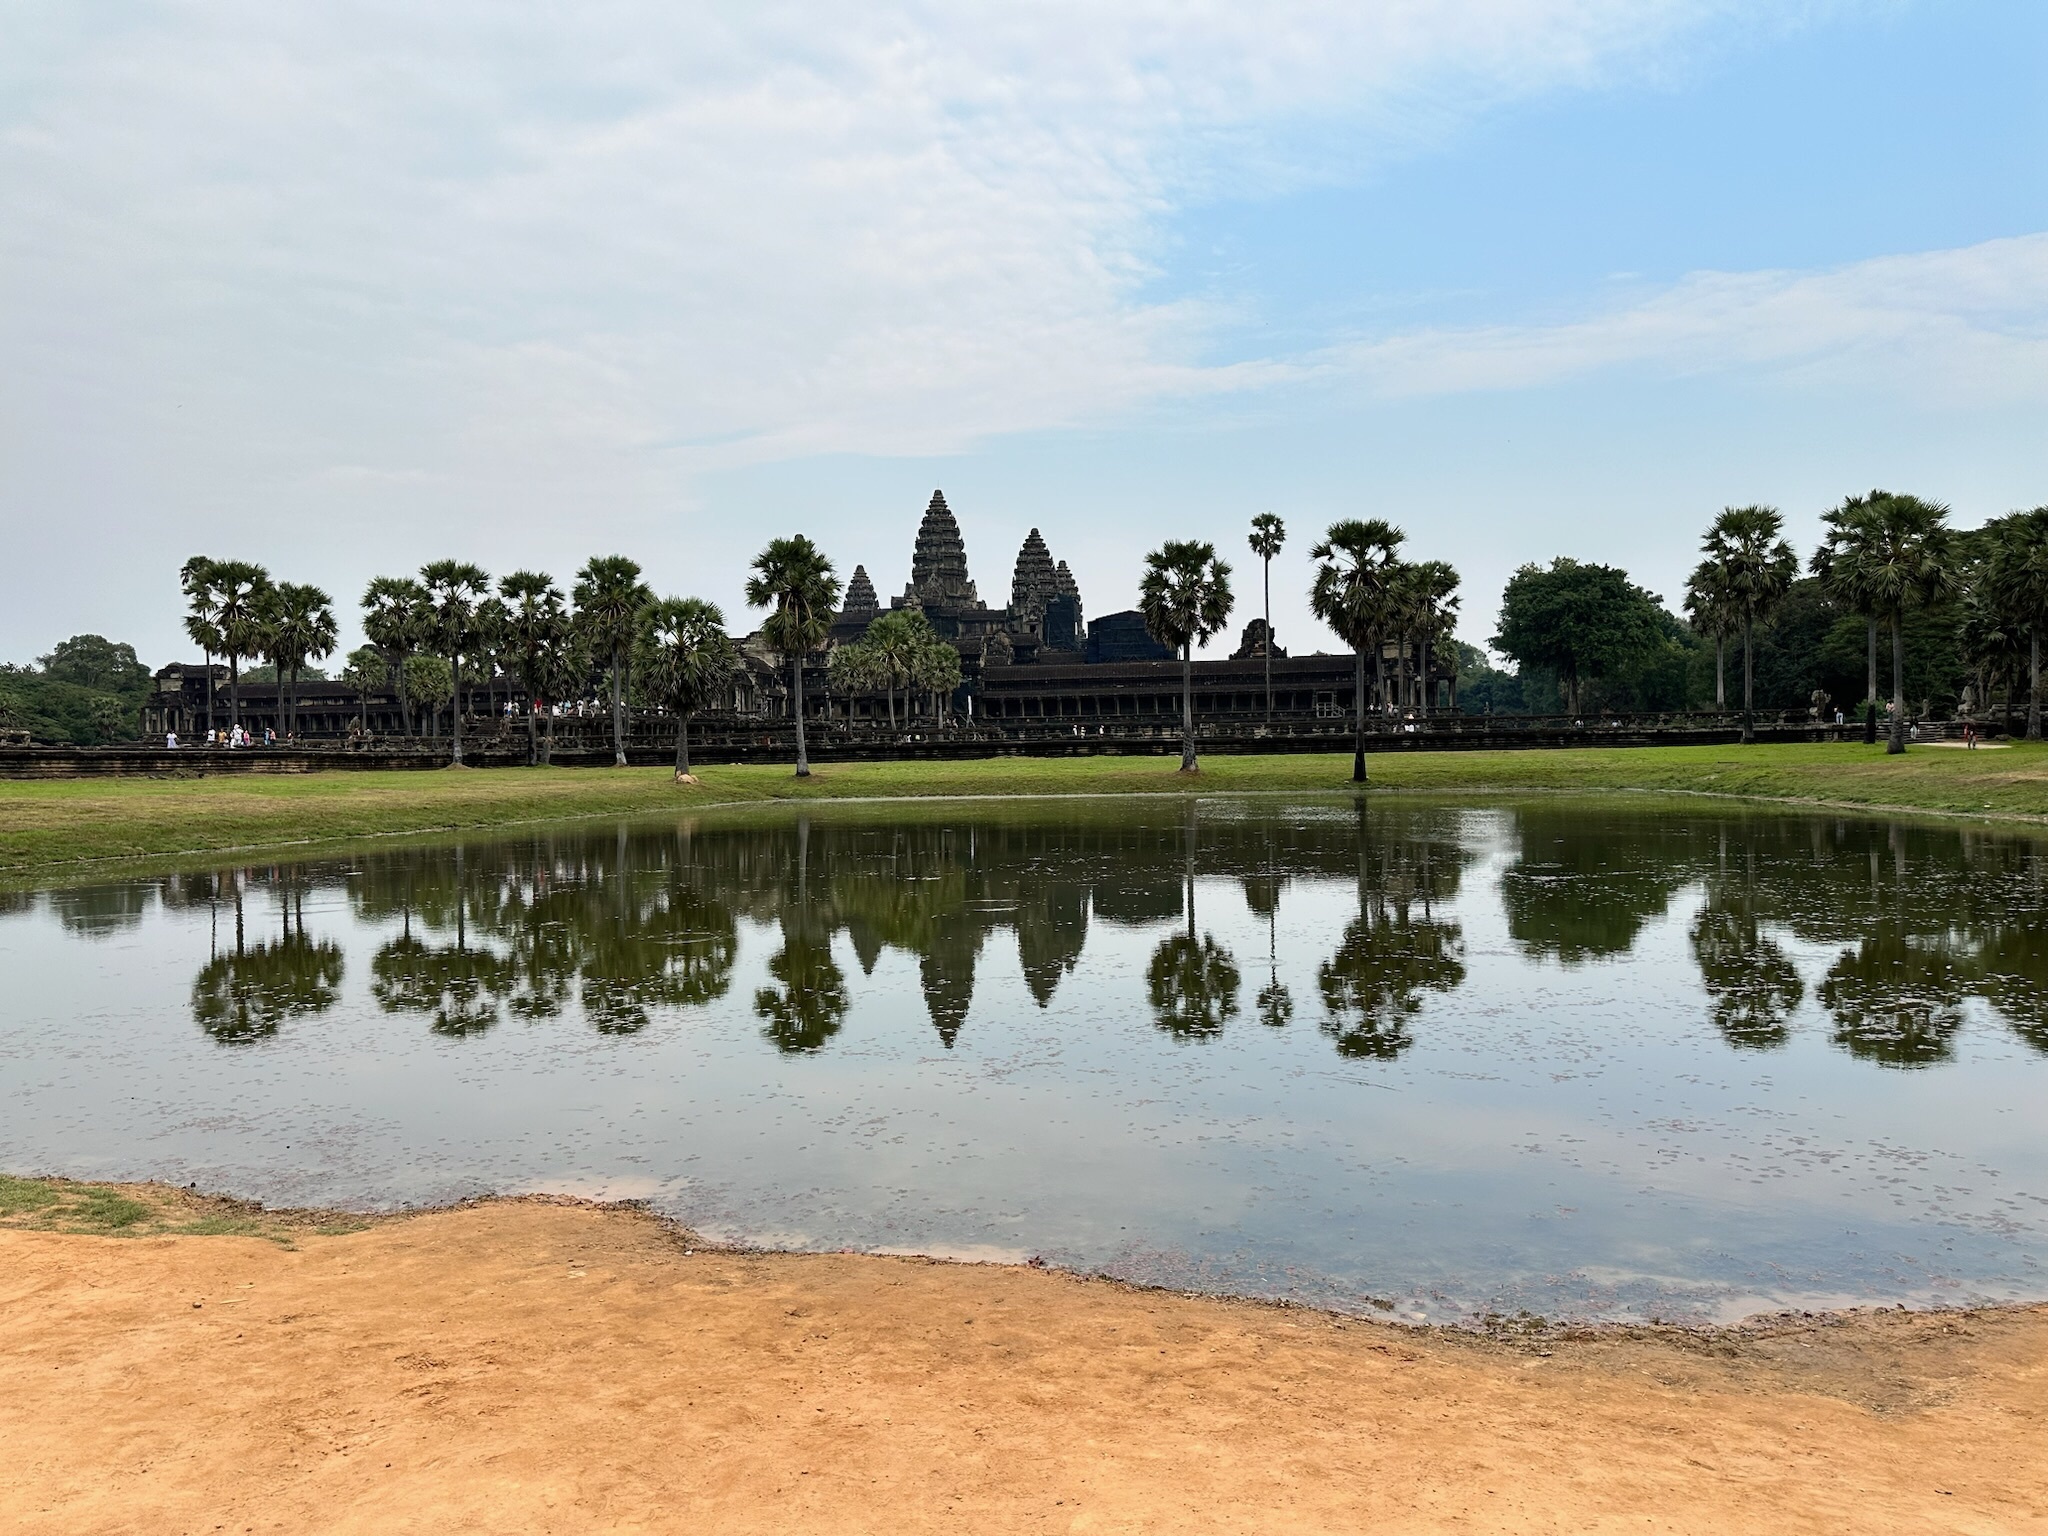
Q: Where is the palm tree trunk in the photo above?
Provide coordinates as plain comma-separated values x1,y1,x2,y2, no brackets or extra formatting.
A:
1714,635,1725,707
675,712,691,778
544,710,555,766
1418,626,1432,721
288,664,298,739
2030,630,2041,742
792,656,810,777
611,651,627,767
1740,614,1754,745
450,649,465,764
526,699,538,766
1351,647,1368,785
1866,616,1877,704
1262,557,1273,723
887,683,897,731
1887,614,1906,754
1179,647,1196,772
203,655,215,737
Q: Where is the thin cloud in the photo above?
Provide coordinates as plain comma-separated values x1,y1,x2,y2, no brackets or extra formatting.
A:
1336,233,2048,403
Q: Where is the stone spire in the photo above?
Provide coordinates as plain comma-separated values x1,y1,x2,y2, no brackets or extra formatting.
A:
842,564,879,622
1009,528,1058,617
1053,560,1078,599
906,490,978,606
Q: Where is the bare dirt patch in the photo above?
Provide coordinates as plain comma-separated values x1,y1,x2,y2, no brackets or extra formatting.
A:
2,1194,2043,1533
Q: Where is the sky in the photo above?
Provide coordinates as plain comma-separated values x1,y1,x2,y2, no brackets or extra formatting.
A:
2,0,2044,667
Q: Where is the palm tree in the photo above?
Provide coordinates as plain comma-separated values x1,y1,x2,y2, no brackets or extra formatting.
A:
1987,507,2048,740
861,609,925,730
572,555,652,768
744,536,840,778
340,647,382,737
362,576,428,738
1139,540,1234,773
498,571,570,765
912,624,963,724
259,582,338,739
419,560,492,764
1683,560,1736,709
1247,513,1286,721
1308,519,1404,783
206,560,272,732
1700,505,1798,744
179,556,223,737
1812,493,1890,708
641,596,740,780
1404,560,1459,718
1854,495,1956,754
474,595,511,726
827,640,884,727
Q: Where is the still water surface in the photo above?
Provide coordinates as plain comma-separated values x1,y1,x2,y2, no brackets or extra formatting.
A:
5,795,2046,1323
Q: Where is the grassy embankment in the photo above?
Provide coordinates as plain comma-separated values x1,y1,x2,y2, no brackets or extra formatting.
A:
0,1173,369,1245
3,741,2045,876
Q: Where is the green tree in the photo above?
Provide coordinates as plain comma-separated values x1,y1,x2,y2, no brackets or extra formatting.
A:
206,560,272,731
1247,512,1285,720
827,639,885,725
860,609,926,729
474,594,511,725
38,635,150,695
497,571,571,765
362,576,428,737
1811,492,1890,706
1682,560,1736,708
641,596,740,779
179,556,224,735
573,555,652,768
419,560,492,763
911,621,963,723
257,582,337,739
1308,519,1405,782
1699,505,1798,743
1139,540,1234,774
340,646,382,736
1986,507,2048,740
1852,495,1956,754
1491,558,1665,719
744,536,840,778
1400,559,1459,718
404,654,454,737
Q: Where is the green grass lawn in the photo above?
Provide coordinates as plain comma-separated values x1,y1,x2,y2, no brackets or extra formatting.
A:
4,742,2045,876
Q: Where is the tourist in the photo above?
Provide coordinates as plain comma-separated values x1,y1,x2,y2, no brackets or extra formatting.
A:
166,731,178,749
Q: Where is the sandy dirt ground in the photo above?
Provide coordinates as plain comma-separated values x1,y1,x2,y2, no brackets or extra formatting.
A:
3,1197,2044,1535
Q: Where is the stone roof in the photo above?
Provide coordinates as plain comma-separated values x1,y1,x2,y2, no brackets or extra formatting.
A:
906,491,979,607
1010,528,1058,615
842,564,879,621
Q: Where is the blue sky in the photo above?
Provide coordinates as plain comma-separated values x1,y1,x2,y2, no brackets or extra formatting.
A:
2,1,2043,664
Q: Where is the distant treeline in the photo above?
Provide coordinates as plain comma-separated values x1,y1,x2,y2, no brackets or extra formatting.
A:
8,487,2045,747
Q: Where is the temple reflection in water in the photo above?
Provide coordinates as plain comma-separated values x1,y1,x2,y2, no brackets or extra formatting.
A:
17,799,2048,1068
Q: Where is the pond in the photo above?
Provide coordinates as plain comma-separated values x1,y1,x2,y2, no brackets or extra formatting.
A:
4,795,2046,1324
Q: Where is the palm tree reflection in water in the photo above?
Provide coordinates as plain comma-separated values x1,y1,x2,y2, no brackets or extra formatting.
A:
1146,804,1241,1040
160,799,2048,1069
191,872,344,1045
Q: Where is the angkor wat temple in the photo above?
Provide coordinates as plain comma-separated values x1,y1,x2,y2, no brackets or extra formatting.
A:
140,488,1454,744
825,489,1098,666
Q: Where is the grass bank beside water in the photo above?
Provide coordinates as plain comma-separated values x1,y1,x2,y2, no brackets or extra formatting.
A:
3,741,2045,876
